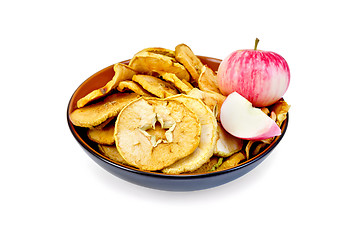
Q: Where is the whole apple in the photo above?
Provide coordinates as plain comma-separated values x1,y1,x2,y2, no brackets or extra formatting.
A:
217,39,290,107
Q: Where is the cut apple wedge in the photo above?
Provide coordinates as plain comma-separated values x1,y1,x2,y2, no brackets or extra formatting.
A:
220,92,281,141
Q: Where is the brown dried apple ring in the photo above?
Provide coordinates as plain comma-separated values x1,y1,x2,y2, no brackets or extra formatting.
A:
87,122,115,145
117,80,153,97
129,50,190,81
198,65,221,93
114,97,201,171
77,63,137,108
270,99,291,127
245,140,269,160
187,88,226,120
217,152,246,171
188,156,219,174
135,47,176,58
132,74,178,98
175,43,204,83
70,92,140,128
98,144,129,166
162,95,218,174
213,124,243,157
159,72,193,94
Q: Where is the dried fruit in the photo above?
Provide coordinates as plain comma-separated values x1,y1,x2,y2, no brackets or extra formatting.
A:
87,122,115,145
132,74,178,98
129,49,190,81
114,97,201,171
213,124,243,157
189,156,219,174
175,43,204,82
198,65,220,93
217,152,246,171
98,144,129,166
159,72,193,94
77,63,137,108
70,92,140,128
70,43,290,175
270,99,291,127
162,95,218,174
187,88,226,120
134,47,176,58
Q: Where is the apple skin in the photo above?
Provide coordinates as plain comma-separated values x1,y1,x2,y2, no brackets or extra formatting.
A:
220,92,281,141
217,49,290,107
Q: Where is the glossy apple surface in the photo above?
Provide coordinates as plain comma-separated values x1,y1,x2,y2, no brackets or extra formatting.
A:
220,92,281,140
217,44,290,107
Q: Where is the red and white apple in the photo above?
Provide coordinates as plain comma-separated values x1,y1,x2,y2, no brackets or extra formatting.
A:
217,38,290,107
220,92,281,140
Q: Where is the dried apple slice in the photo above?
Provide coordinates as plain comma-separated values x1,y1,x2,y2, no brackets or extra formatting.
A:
252,142,268,156
217,152,246,171
198,65,221,93
270,99,291,127
117,80,153,96
132,74,178,98
129,50,190,81
98,145,129,166
135,47,175,58
213,124,243,157
70,92,139,128
188,156,219,174
162,95,218,174
159,72,193,94
87,122,115,145
114,97,201,171
261,107,270,115
245,141,255,160
187,88,226,120
245,140,269,160
175,43,204,82
77,63,137,108
90,116,115,129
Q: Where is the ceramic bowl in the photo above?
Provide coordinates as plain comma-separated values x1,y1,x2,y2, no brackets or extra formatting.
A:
67,56,289,191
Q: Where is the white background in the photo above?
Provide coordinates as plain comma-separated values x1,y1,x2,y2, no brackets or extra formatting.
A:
1,0,359,239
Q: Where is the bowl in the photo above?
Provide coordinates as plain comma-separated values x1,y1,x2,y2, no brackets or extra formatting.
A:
67,56,289,191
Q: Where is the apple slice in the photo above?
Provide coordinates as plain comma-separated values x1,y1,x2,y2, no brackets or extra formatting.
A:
220,92,281,140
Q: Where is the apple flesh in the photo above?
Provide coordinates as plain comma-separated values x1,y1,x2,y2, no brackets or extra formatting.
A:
217,39,290,107
220,92,281,140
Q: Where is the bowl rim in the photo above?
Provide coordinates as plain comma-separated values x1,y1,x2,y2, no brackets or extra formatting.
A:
66,56,289,179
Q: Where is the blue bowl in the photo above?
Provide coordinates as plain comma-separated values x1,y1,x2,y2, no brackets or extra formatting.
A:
67,56,289,191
